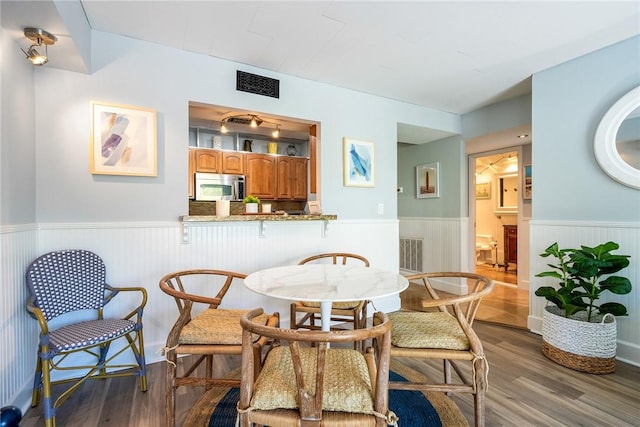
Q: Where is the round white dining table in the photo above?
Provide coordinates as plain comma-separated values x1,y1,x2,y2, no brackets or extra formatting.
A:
244,264,409,332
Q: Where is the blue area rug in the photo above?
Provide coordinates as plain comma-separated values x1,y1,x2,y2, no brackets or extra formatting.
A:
207,371,444,426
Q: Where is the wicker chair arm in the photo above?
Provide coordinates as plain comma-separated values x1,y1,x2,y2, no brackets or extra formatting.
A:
418,288,491,309
26,297,49,334
104,285,148,320
160,285,223,307
404,272,494,309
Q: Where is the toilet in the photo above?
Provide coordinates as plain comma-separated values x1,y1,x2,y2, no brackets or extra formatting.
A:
475,234,495,265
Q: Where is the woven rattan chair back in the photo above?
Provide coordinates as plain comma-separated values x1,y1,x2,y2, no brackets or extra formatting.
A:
379,271,494,427
238,308,393,427
290,253,370,348
27,249,107,320
159,269,279,427
26,249,147,427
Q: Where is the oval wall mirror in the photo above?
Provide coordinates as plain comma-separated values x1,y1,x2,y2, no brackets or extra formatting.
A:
594,86,640,189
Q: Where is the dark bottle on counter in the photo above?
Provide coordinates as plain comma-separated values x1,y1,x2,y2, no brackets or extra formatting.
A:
243,140,253,152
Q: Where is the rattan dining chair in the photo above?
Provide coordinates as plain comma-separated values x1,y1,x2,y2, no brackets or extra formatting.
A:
377,272,494,427
159,269,279,427
290,253,370,341
26,249,148,427
238,308,394,427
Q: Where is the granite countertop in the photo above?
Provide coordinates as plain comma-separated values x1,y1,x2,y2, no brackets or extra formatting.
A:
180,214,337,222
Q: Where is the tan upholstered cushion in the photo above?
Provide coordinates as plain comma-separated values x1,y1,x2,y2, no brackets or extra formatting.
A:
179,309,268,345
302,301,361,309
251,346,374,413
388,311,470,350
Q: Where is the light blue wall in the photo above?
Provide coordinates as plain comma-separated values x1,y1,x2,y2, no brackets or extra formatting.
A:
532,35,640,222
31,30,459,223
397,135,465,218
1,28,36,225
463,93,532,140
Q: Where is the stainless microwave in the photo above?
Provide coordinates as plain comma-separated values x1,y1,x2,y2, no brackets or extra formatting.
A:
194,173,245,201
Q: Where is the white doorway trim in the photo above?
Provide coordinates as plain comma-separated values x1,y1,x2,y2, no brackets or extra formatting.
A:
468,146,525,287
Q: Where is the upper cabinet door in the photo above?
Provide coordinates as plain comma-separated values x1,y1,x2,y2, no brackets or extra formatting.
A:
194,149,222,173
222,151,245,175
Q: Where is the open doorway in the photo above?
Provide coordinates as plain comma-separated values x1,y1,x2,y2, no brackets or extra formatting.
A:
470,148,529,328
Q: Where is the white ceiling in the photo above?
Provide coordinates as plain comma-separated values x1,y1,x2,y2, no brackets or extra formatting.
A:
3,1,639,143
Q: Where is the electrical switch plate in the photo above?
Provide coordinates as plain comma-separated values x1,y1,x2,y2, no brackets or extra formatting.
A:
377,203,384,215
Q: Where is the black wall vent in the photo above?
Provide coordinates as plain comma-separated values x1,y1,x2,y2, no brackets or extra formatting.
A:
236,71,280,98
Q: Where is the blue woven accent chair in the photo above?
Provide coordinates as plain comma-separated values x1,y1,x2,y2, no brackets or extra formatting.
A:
26,250,147,427
290,253,370,349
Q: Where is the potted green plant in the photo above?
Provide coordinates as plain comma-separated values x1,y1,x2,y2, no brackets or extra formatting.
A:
534,241,632,374
243,195,260,213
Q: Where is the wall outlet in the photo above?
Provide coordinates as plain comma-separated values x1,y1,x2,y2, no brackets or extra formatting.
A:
377,203,384,215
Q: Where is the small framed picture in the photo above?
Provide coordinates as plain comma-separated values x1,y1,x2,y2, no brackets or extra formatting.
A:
343,137,375,187
416,162,440,198
90,101,157,176
476,182,491,200
523,164,532,200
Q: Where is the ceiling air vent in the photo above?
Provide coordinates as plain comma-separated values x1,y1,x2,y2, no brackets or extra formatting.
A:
236,70,280,98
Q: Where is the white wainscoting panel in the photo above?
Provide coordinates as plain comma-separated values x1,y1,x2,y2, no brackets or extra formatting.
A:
399,217,469,293
0,225,39,410
529,220,639,366
35,219,401,366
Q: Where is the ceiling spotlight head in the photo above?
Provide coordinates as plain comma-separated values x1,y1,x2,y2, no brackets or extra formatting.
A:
23,47,48,65
22,27,56,66
220,120,228,133
250,116,258,128
272,125,280,138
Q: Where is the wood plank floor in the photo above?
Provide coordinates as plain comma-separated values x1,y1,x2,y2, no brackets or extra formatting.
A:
19,320,640,427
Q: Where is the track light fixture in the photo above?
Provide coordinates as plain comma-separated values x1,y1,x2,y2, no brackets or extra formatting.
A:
219,114,282,138
21,27,57,66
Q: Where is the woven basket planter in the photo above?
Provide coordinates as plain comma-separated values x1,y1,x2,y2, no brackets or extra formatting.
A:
541,306,617,374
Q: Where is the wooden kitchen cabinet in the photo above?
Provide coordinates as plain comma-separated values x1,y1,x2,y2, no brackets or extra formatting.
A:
192,149,245,175
276,157,307,200
188,149,196,199
246,154,277,199
222,151,245,174
194,149,222,173
503,225,517,271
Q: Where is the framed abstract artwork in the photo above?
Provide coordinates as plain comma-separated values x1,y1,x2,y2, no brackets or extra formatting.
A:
416,162,439,198
90,101,157,176
343,137,375,187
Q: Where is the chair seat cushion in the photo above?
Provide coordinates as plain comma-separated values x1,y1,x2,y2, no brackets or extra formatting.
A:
251,346,374,414
388,311,470,350
49,318,136,353
179,309,269,345
301,301,361,309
